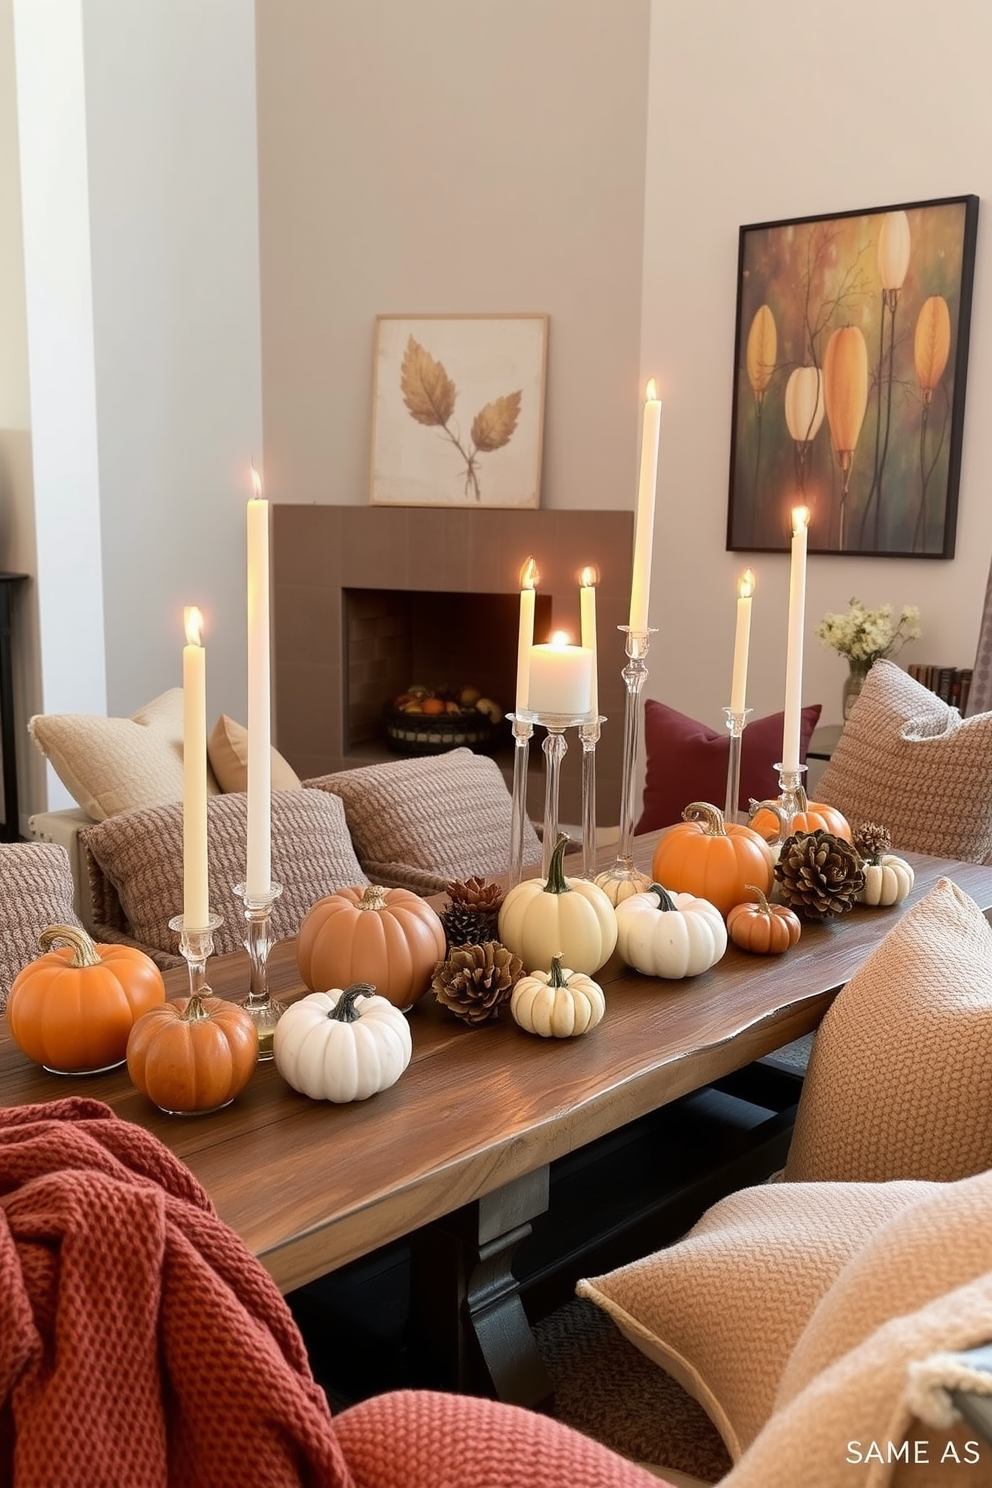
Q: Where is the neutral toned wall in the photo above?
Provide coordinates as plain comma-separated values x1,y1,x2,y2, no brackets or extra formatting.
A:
255,0,651,515
643,0,992,738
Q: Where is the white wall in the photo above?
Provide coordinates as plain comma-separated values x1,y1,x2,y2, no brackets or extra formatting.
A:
643,0,992,735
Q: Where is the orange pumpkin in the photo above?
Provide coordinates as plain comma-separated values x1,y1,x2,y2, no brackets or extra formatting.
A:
296,884,446,1009
727,885,802,955
126,988,259,1114
748,788,851,844
6,923,166,1074
650,802,774,919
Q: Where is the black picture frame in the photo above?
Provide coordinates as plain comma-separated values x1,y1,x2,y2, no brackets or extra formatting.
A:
726,194,979,557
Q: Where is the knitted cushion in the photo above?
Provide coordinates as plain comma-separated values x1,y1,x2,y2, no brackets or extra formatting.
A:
784,876,992,1184
636,700,821,833
817,660,992,861
305,749,540,893
28,689,221,822
577,1178,931,1460
208,714,302,793
81,789,367,965
0,842,83,1010
724,1171,992,1488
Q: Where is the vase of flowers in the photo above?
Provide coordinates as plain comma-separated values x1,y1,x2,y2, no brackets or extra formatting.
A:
815,598,922,720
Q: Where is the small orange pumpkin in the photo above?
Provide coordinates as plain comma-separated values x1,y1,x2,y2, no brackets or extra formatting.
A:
6,923,166,1074
650,802,774,919
126,988,259,1114
296,884,446,1009
727,885,802,955
749,788,851,844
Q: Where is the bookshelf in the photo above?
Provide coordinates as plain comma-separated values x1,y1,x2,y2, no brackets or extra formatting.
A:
907,663,973,712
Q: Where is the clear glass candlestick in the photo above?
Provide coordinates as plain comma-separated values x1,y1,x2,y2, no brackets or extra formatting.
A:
774,762,809,836
233,881,284,1060
599,625,657,892
507,712,535,889
169,912,223,1001
509,707,596,881
579,715,605,879
723,706,752,825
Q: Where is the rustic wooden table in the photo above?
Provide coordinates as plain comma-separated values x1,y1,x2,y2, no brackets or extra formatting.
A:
4,836,991,1404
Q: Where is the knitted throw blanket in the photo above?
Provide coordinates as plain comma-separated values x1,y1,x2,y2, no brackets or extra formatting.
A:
0,1098,353,1488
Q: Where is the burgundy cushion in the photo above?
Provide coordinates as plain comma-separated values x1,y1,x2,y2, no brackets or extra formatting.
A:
636,700,822,833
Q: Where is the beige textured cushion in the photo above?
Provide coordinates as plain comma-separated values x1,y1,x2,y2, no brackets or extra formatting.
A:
207,714,302,793
28,689,221,822
0,842,84,1009
577,1178,932,1460
784,876,992,1184
305,748,540,893
82,789,367,965
817,659,992,861
724,1171,992,1488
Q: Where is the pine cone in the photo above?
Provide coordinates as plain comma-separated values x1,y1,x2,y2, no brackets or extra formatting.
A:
432,941,523,1025
851,820,892,863
440,877,504,948
774,829,867,919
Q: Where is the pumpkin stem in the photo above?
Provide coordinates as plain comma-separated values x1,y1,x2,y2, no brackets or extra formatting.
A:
182,986,214,1021
543,833,573,895
548,953,569,988
744,884,772,915
748,798,789,845
358,886,389,912
649,883,678,913
330,984,377,1022
36,923,101,968
681,802,726,837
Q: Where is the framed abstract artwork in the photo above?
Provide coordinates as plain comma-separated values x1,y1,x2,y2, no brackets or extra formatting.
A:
370,313,548,508
727,194,979,557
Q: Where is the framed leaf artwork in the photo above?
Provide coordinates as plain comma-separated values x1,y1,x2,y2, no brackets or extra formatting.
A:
370,313,548,508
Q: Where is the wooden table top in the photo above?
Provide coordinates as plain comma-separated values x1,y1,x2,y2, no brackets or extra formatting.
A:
4,836,992,1294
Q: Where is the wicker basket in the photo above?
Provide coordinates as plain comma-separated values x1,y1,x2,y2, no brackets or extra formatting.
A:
382,704,498,756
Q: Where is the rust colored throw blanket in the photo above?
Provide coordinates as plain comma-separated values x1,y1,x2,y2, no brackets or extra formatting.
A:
0,1098,352,1488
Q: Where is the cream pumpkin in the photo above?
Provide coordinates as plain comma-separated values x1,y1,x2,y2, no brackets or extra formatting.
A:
859,852,915,907
511,955,606,1038
273,983,412,1102
614,883,727,979
498,833,618,974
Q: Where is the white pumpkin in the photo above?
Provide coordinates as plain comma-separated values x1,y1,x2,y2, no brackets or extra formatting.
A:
499,832,618,974
592,867,652,907
614,883,727,979
273,983,412,1102
511,955,606,1038
859,852,915,907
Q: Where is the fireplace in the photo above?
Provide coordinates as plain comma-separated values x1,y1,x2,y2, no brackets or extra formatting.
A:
272,505,634,825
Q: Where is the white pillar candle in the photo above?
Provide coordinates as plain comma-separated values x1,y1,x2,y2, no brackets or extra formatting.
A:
730,568,755,714
782,508,809,772
527,631,593,716
247,463,271,900
629,379,662,632
182,606,209,928
515,557,539,713
579,566,599,718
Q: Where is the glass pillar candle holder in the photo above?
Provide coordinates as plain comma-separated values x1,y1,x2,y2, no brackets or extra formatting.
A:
598,625,657,893
723,707,752,826
168,912,223,1002
233,881,284,1060
508,707,597,882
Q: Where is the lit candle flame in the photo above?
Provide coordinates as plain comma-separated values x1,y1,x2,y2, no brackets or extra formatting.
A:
520,556,539,589
792,505,810,534
251,461,263,500
550,630,572,648
738,568,755,600
645,378,658,402
579,565,599,588
184,606,203,647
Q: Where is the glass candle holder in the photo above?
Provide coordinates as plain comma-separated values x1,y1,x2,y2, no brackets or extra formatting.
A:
599,625,657,893
233,881,284,1060
723,706,752,825
508,707,597,881
774,762,809,836
168,911,223,1002
507,711,534,890
579,714,606,879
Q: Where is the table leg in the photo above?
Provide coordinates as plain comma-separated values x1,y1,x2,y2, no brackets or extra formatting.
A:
408,1166,554,1409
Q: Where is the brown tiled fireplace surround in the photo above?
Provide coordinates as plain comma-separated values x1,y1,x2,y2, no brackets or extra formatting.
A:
272,505,634,825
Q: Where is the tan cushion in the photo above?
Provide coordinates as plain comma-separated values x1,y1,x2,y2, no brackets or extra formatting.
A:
817,660,992,861
0,842,84,1009
81,789,367,965
577,1178,932,1460
207,714,302,794
305,748,540,893
725,1171,992,1488
784,876,992,1184
28,689,221,822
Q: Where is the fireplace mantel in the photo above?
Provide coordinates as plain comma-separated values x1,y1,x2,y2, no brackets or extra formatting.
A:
272,505,634,825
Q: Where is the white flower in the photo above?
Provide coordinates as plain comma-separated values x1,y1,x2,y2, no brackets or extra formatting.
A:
814,598,921,667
